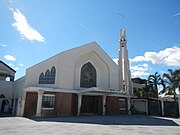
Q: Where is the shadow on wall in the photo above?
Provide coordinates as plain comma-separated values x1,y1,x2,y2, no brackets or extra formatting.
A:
32,115,179,126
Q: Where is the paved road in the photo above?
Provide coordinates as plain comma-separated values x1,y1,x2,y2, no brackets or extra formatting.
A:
0,115,179,135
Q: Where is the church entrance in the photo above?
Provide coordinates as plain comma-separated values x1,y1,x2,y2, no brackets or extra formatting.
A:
81,95,102,115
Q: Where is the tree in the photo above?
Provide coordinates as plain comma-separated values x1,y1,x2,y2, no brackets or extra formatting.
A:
163,69,180,101
147,72,164,98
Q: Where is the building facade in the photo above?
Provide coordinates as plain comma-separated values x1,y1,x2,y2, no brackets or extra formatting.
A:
0,61,16,115
0,28,137,117
22,39,133,117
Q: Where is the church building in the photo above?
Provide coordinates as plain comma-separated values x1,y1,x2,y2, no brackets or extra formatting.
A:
1,28,135,117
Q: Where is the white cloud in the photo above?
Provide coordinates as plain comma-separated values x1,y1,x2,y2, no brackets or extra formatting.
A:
173,12,180,17
18,63,24,66
113,58,125,65
9,0,13,3
131,63,150,78
113,58,150,78
4,55,16,61
11,9,45,43
113,58,118,65
1,43,8,47
12,67,19,71
130,56,145,62
131,46,180,67
8,63,19,71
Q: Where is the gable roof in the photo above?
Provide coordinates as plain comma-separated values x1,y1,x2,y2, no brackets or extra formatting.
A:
59,42,118,67
28,42,118,70
0,61,16,73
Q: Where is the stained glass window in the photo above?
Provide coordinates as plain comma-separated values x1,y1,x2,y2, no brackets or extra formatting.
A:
80,62,96,88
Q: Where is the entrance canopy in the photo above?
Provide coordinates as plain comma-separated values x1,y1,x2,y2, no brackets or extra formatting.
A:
24,86,131,97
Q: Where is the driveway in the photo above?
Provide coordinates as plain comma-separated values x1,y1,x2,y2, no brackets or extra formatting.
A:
0,115,179,135
33,115,180,126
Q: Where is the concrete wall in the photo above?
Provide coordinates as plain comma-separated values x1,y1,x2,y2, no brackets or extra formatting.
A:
0,81,13,98
0,81,13,112
13,77,26,116
25,55,59,88
57,42,119,90
13,76,25,98
24,42,119,90
74,51,110,89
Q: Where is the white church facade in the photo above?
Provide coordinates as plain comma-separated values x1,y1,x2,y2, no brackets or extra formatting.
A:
22,40,133,117
2,28,170,117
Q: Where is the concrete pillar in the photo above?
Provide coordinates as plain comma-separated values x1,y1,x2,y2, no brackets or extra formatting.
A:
0,98,2,112
127,97,131,114
124,48,128,93
36,90,44,117
20,91,26,117
178,100,180,118
145,100,148,115
102,95,106,115
161,100,164,116
119,47,123,91
12,97,16,115
77,94,82,116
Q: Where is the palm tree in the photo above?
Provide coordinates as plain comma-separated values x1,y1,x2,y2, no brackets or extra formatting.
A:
147,72,166,115
147,72,164,98
163,69,180,101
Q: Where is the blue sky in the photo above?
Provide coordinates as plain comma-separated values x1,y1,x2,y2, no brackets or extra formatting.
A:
0,0,180,80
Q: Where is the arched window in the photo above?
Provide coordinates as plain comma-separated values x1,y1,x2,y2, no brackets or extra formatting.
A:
50,66,56,84
38,66,56,84
45,69,51,84
39,72,45,84
80,62,96,88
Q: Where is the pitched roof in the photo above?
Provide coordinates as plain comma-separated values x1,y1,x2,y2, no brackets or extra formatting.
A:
0,60,16,73
27,42,118,70
131,77,146,84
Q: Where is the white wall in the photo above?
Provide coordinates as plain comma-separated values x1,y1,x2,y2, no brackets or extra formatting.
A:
24,42,119,90
74,51,109,89
0,81,13,112
13,76,25,98
25,54,59,88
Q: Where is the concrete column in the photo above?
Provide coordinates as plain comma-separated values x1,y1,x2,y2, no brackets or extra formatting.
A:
20,91,26,117
36,90,44,117
178,100,180,118
77,94,82,116
12,97,16,115
0,98,2,112
161,100,164,116
145,100,148,115
119,47,123,91
124,48,127,93
127,97,131,114
102,95,106,115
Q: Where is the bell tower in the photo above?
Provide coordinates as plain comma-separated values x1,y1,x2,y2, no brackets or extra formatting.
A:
118,28,133,95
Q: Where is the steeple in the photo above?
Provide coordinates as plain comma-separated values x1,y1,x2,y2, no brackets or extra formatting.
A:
120,28,126,47
118,28,133,95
